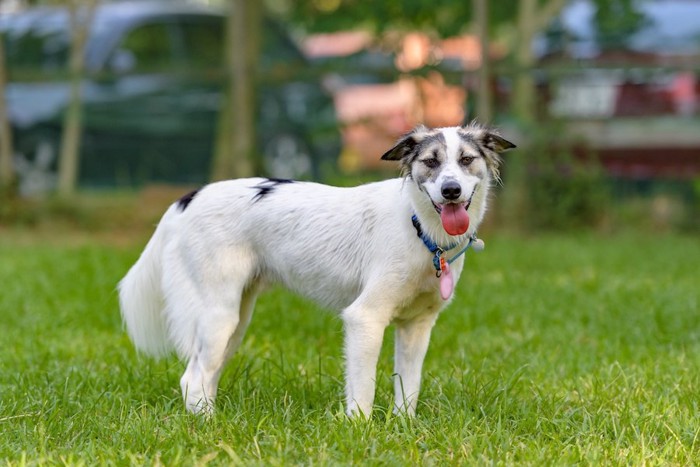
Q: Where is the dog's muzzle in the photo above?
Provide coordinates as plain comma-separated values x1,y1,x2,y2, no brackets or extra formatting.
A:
440,180,462,201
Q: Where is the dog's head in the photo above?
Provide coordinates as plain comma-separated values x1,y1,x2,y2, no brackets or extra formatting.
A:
381,123,515,235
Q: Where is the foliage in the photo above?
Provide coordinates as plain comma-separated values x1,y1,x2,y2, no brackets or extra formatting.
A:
608,179,700,233
498,122,610,231
278,0,517,36
280,0,644,39
1,232,699,464
527,137,609,230
593,0,650,49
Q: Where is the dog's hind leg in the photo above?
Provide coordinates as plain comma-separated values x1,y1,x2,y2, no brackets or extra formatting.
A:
393,314,438,416
174,245,258,415
180,297,241,414
180,283,261,415
222,284,259,361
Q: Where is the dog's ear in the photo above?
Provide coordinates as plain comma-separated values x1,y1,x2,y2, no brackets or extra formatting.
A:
480,132,516,154
471,129,516,182
381,124,430,161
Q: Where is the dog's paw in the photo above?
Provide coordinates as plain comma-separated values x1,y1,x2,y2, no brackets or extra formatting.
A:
185,397,215,416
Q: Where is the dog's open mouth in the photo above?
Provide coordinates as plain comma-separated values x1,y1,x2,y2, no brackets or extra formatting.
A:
432,201,470,236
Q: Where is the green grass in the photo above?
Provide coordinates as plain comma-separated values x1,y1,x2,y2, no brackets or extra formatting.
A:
1,231,699,464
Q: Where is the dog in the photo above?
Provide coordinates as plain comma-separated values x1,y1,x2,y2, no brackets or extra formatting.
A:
118,123,515,417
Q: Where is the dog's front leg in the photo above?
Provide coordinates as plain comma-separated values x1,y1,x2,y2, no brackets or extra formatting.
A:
393,314,438,416
342,307,389,418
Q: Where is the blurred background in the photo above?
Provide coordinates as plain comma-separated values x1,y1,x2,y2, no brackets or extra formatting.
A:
0,0,698,232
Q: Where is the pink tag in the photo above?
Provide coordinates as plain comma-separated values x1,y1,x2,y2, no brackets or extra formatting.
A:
439,262,454,300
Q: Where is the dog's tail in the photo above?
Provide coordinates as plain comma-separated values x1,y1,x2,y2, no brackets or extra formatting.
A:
118,204,178,359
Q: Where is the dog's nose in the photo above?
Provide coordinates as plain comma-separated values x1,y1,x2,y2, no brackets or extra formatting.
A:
441,180,462,200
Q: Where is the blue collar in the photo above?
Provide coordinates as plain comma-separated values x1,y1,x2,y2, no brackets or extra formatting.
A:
411,214,478,276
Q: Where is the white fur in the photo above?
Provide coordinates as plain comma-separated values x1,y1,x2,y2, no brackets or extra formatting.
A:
119,125,511,417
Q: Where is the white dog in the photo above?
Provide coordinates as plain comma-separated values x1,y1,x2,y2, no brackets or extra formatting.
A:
118,123,515,417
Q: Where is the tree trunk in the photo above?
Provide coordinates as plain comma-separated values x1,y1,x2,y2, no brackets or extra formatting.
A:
503,0,566,230
57,0,95,197
513,0,565,125
0,33,16,196
211,0,261,181
513,0,537,125
474,0,492,123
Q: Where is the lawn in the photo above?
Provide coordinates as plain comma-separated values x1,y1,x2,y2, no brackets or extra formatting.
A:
1,230,699,464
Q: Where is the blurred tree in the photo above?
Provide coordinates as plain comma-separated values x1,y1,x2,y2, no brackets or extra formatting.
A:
513,0,565,125
57,0,96,197
593,0,649,49
0,32,17,197
514,0,646,124
282,0,516,36
282,0,517,131
285,0,636,126
474,0,491,123
282,0,559,125
211,0,261,181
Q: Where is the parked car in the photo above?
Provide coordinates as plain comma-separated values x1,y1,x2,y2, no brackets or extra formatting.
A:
1,1,339,194
527,0,700,179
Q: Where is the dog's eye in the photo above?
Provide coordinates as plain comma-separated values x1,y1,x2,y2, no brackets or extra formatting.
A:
459,156,475,166
422,158,440,169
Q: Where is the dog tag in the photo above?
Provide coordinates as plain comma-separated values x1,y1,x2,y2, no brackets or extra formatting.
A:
472,238,485,252
439,262,454,301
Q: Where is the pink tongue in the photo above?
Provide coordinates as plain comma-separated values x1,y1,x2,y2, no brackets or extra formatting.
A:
440,204,470,236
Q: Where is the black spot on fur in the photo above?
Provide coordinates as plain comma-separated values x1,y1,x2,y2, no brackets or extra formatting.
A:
177,188,201,211
252,178,294,202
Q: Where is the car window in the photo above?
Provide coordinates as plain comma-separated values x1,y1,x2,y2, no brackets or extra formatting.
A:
178,18,224,68
117,21,176,72
5,28,70,77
